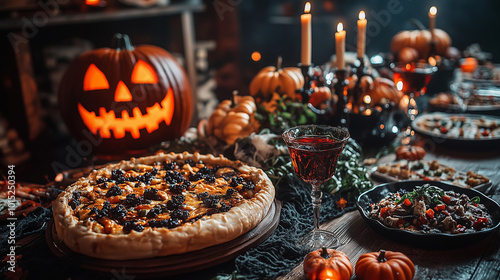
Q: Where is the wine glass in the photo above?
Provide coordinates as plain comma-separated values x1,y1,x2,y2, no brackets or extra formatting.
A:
391,62,437,143
282,125,350,249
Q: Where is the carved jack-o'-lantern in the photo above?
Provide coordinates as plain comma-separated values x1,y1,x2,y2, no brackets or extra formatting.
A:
58,34,193,153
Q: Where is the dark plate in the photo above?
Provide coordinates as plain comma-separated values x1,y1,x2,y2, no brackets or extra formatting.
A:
428,103,500,116
356,180,500,247
369,160,492,192
412,113,500,148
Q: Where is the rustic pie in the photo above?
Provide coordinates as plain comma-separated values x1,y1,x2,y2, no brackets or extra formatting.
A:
53,152,275,260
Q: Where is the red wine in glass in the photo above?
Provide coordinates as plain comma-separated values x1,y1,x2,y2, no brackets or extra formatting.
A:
393,64,434,97
283,125,350,250
391,62,436,144
287,136,344,185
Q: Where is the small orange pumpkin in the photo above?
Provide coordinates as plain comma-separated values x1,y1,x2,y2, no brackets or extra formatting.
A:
303,248,353,280
308,86,333,108
460,57,478,73
398,47,420,63
249,56,304,101
206,94,260,145
358,77,402,106
355,250,415,280
395,145,426,161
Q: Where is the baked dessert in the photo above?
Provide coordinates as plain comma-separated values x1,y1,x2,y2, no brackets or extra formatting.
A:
53,152,275,260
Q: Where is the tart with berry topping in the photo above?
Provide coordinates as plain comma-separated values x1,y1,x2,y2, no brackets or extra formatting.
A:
52,152,275,260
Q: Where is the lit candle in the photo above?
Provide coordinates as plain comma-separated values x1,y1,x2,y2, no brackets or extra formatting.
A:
429,6,437,42
301,2,312,65
357,11,367,60
86,0,102,6
335,22,346,70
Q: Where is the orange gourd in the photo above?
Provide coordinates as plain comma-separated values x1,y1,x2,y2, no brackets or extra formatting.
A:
460,57,478,73
355,250,415,280
395,145,426,161
303,248,353,280
358,77,402,106
391,29,451,59
249,57,304,101
308,86,333,108
398,47,420,63
206,95,260,145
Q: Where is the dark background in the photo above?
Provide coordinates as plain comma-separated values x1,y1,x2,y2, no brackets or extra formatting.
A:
239,0,500,68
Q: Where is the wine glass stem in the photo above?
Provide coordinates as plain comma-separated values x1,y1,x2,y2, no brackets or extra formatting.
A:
403,91,417,143
311,183,323,231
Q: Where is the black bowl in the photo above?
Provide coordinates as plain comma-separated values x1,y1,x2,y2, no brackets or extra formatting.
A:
356,180,500,247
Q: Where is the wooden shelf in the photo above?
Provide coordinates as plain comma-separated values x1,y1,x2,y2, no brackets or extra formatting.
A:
0,0,204,30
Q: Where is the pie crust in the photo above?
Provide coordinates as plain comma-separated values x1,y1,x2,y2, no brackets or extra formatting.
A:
52,152,275,260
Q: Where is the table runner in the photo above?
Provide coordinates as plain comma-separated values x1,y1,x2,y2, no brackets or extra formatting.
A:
232,174,356,280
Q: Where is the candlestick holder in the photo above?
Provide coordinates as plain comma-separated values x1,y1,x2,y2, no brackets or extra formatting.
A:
354,57,366,76
428,41,437,61
352,57,368,105
333,69,350,128
298,63,314,103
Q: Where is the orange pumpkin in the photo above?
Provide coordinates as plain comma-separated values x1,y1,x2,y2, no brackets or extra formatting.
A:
398,47,420,63
359,77,402,106
395,145,426,161
249,56,304,101
58,34,193,153
206,95,260,145
308,86,333,108
303,248,353,280
391,29,451,59
355,250,415,280
460,57,478,73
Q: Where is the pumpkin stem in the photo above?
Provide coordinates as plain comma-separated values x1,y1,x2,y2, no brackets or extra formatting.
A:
377,250,387,263
320,247,330,259
276,56,283,70
113,33,134,51
231,90,239,107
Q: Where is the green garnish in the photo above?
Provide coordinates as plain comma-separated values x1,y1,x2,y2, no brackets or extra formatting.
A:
470,196,481,204
396,184,445,205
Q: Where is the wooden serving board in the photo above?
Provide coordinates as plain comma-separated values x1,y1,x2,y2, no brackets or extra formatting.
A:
46,199,281,277
369,156,492,192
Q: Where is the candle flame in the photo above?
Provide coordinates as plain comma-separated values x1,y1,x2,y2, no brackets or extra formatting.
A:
337,22,343,32
397,81,403,91
428,56,437,66
430,6,437,16
304,2,311,14
359,11,365,20
363,95,371,104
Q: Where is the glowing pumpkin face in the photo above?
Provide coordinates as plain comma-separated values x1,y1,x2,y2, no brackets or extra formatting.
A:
58,34,193,153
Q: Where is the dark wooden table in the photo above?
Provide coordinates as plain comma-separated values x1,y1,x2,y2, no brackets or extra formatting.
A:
279,139,500,280
7,137,500,280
